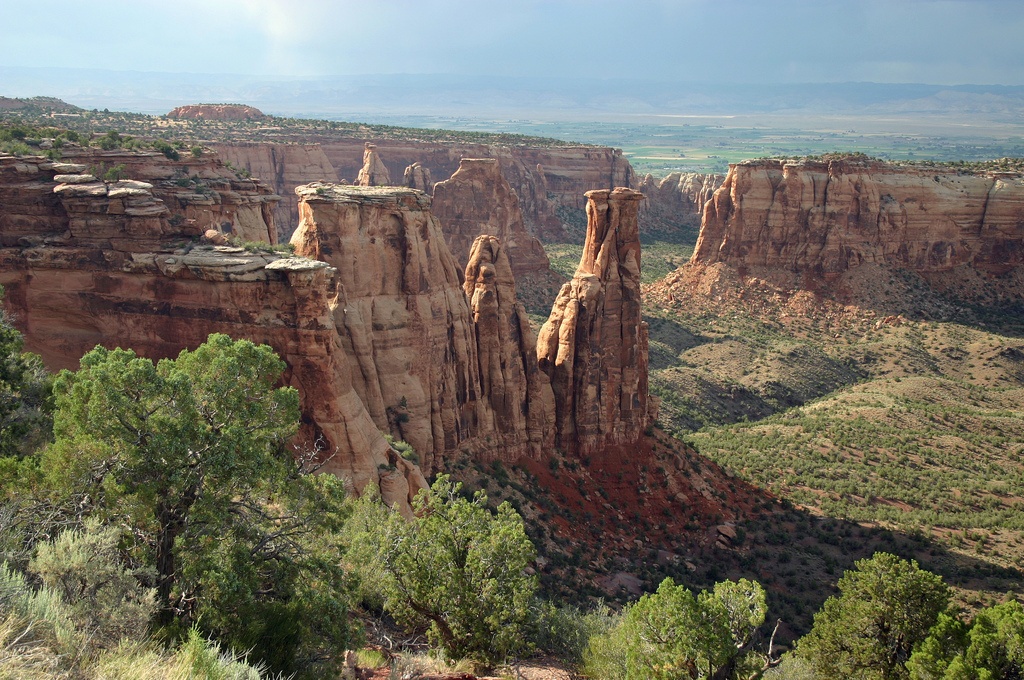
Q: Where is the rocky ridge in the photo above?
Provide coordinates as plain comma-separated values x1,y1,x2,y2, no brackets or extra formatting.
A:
693,158,1024,298
166,104,266,121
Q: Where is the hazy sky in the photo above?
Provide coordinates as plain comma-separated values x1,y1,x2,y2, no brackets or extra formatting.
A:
4,0,1023,85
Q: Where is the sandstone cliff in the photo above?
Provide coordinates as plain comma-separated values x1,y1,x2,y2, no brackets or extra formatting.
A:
310,140,631,241
356,143,391,186
431,158,551,277
403,162,432,192
693,158,1024,295
0,150,651,502
639,171,724,234
0,151,427,515
209,138,636,243
211,142,338,239
537,187,653,454
290,183,555,471
166,104,266,121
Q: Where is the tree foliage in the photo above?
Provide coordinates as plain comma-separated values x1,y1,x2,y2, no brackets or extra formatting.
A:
584,576,768,680
797,552,950,680
41,333,355,676
908,600,1024,679
350,474,537,665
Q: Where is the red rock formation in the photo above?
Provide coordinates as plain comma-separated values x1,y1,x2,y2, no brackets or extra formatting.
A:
0,152,427,515
211,142,339,240
403,162,432,192
693,158,1024,286
166,104,266,121
311,139,632,241
432,158,551,277
356,143,391,187
464,235,555,457
638,171,724,233
537,187,652,454
291,183,553,469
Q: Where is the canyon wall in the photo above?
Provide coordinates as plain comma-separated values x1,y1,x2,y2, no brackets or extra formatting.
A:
214,138,633,241
431,158,551,276
211,142,337,240
638,171,724,233
0,150,651,498
693,158,1024,287
538,188,653,454
0,151,428,513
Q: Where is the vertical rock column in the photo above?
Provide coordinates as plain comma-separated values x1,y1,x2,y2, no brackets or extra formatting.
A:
537,187,651,454
464,235,555,459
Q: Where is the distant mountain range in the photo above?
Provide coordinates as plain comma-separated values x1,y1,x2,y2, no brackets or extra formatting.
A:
2,66,1024,123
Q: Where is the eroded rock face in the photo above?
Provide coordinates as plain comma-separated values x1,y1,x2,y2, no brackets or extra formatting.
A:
291,183,552,469
0,153,427,514
211,142,339,240
356,143,391,187
639,171,724,233
464,235,555,457
403,162,432,192
432,158,551,276
166,104,266,121
537,187,652,454
315,140,633,241
693,158,1024,284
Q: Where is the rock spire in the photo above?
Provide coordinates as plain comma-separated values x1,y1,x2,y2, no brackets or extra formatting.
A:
356,143,391,186
537,187,652,454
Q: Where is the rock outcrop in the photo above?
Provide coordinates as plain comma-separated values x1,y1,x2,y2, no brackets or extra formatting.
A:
464,235,556,457
693,158,1024,292
432,158,551,277
356,143,391,187
403,162,432,192
311,140,633,241
211,143,339,240
537,187,652,454
639,171,724,233
0,151,652,501
291,184,554,471
166,104,266,121
0,151,428,514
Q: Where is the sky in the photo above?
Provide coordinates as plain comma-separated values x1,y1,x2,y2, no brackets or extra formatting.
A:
2,0,1024,86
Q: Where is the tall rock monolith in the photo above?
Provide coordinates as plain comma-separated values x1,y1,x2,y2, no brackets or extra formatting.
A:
537,187,652,454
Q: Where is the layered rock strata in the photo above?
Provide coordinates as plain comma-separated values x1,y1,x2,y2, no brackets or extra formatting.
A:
356,143,391,187
639,171,724,232
211,142,339,239
694,158,1024,285
537,187,652,454
432,158,551,276
290,184,555,471
0,152,426,514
